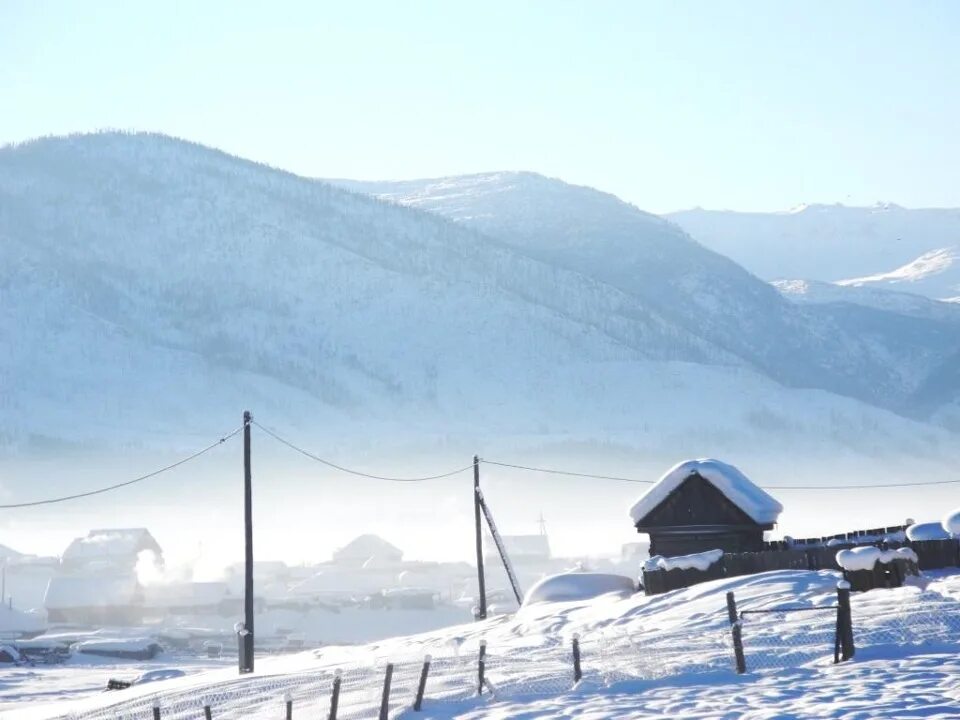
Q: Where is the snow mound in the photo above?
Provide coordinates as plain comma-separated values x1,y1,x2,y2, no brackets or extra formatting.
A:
942,508,960,537
629,458,782,525
522,572,636,606
906,522,952,541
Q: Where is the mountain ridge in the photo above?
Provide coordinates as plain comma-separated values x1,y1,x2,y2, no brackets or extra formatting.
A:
1,132,958,457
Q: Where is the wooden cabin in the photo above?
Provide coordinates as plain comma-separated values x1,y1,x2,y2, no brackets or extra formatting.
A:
629,459,783,558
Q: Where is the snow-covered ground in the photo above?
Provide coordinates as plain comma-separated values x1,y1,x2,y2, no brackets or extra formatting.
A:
7,568,960,719
0,655,231,713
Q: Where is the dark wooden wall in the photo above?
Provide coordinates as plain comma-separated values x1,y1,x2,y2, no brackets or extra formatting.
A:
650,529,766,557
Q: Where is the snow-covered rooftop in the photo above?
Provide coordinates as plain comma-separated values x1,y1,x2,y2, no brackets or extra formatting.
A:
62,528,161,561
628,458,783,526
332,535,403,564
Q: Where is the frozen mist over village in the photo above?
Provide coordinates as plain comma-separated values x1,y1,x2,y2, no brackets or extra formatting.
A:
3,2,960,719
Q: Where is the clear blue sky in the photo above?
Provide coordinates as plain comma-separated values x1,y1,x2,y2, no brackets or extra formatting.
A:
2,1,958,212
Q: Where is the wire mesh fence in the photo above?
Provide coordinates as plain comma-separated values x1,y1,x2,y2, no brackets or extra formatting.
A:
852,591,960,650
738,607,839,672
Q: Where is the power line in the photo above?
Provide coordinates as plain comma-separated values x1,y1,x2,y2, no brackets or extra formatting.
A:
481,459,654,484
763,478,960,490
0,424,246,509
252,421,475,482
481,458,960,491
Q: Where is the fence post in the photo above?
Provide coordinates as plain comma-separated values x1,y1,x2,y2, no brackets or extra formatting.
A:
328,670,342,720
731,621,747,674
478,640,487,695
725,591,738,625
379,663,394,720
284,692,293,720
837,582,855,661
413,654,431,711
152,699,161,720
726,591,746,673
203,703,213,720
572,633,582,683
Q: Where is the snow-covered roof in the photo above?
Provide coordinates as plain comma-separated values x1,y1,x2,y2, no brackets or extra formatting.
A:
628,459,783,526
333,535,403,564
44,573,140,610
62,528,161,561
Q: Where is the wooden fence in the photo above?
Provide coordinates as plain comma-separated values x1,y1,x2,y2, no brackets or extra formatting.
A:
642,538,958,596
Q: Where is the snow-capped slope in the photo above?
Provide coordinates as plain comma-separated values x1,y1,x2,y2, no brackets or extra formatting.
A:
773,278,960,322
667,203,960,288
0,134,720,448
837,246,960,301
0,134,957,457
335,173,960,416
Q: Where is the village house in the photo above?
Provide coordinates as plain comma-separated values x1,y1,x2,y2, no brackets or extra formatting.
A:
44,573,143,625
629,459,783,557
43,528,164,626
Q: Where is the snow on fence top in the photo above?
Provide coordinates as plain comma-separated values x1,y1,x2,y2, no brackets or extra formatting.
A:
643,548,724,573
942,507,960,537
906,522,951,542
628,458,783,525
835,546,918,572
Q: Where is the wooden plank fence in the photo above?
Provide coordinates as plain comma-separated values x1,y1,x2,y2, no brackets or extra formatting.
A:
642,538,957,596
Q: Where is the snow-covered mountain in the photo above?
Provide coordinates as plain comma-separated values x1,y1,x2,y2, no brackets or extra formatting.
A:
666,203,960,294
836,246,960,301
334,173,960,419
0,135,958,457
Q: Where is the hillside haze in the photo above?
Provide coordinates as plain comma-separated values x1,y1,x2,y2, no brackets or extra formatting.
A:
0,134,958,463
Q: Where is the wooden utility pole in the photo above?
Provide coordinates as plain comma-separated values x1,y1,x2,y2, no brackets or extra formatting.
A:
242,410,255,673
473,455,487,620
